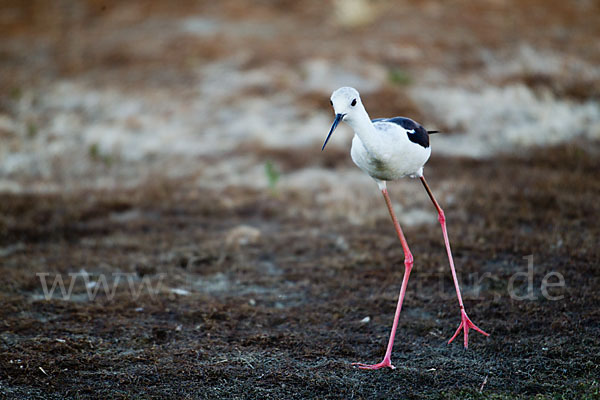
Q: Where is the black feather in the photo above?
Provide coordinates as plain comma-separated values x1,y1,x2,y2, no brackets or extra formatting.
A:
372,117,430,148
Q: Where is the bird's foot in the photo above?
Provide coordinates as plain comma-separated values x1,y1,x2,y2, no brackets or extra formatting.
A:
448,309,489,348
352,357,395,370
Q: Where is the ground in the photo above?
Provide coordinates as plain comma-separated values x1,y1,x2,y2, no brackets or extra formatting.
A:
2,145,599,399
1,1,599,399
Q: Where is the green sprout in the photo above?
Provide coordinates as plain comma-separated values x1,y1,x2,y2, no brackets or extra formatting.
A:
265,160,280,194
89,143,100,159
10,87,22,100
26,121,37,138
388,68,412,86
89,143,113,166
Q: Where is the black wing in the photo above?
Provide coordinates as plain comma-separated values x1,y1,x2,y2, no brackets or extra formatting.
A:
372,117,430,148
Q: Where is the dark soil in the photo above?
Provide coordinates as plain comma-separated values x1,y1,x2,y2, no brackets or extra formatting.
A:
1,144,599,399
1,0,600,398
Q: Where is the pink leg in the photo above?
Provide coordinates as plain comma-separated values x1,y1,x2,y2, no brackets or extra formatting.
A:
420,176,489,348
353,187,413,370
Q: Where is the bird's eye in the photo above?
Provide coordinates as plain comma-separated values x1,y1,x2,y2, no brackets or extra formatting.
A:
330,99,333,106
351,99,357,106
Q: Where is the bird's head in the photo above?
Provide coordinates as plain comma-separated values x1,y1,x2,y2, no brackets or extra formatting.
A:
322,87,363,151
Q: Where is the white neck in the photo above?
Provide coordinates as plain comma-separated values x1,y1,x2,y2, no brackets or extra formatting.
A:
345,106,379,155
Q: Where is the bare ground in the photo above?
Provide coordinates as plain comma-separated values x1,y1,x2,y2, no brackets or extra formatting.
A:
1,1,600,398
1,144,599,399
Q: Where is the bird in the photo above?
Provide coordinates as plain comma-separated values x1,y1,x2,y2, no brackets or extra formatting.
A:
322,87,488,370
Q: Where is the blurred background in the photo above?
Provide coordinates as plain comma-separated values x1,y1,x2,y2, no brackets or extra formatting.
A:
1,1,600,398
1,0,598,199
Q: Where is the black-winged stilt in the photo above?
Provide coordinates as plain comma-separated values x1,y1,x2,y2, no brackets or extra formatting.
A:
322,87,488,370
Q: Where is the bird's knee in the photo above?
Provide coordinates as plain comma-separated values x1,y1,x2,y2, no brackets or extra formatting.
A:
437,209,446,224
404,254,414,270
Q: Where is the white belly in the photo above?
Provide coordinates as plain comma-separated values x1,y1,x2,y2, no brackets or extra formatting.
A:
350,133,431,181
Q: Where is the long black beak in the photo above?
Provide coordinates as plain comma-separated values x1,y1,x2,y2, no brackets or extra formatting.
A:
322,113,344,151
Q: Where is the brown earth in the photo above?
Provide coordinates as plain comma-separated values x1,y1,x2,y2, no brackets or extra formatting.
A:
1,1,600,398
1,144,599,399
